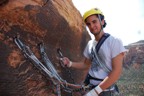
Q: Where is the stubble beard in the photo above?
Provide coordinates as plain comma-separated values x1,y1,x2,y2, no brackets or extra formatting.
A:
92,29,102,36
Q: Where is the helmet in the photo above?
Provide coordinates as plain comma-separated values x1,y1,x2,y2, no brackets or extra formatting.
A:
83,8,104,21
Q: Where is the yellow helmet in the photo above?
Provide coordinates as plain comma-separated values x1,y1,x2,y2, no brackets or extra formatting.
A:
83,8,104,21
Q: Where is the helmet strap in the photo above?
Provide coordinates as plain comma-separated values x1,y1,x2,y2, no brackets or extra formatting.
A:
93,14,103,36
97,14,103,34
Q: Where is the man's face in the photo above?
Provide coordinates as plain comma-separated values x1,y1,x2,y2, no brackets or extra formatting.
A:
85,15,104,35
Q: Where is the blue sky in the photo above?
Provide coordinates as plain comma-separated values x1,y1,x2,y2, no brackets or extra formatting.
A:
72,0,144,45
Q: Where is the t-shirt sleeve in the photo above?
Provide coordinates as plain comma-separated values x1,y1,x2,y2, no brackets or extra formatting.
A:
83,40,94,59
83,42,90,59
111,38,126,58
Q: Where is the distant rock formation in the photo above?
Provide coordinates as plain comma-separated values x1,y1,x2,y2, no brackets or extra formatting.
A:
124,40,144,69
0,0,90,96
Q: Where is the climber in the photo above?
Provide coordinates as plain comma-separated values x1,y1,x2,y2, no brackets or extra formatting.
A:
62,7,126,96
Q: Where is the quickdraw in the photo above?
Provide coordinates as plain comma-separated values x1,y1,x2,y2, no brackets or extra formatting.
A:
57,48,75,84
13,37,92,96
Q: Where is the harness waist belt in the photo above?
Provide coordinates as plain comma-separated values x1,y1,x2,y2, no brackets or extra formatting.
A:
88,74,103,81
84,74,103,85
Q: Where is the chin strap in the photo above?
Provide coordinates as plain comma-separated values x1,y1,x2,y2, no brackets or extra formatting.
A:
96,14,103,35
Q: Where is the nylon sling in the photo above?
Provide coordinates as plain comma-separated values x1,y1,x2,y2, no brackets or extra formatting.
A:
84,33,110,85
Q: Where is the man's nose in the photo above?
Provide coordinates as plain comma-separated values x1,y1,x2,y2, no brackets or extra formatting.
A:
90,23,95,29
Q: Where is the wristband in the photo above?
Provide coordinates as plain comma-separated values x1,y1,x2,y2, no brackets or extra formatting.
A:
84,89,98,96
68,61,72,67
91,89,98,96
95,85,103,94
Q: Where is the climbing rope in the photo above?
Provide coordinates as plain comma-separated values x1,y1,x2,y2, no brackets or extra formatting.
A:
13,37,91,96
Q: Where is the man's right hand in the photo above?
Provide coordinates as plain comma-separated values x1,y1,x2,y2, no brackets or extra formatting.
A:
61,57,73,68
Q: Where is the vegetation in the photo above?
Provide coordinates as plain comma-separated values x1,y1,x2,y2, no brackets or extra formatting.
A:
116,64,144,96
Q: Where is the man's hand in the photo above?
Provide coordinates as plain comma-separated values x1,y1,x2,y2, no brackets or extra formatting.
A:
57,48,72,68
61,57,72,68
84,88,98,96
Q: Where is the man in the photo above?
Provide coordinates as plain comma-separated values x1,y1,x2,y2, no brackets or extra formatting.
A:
62,8,126,96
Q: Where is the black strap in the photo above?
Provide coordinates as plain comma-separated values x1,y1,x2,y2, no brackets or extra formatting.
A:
87,74,103,81
96,33,110,53
84,33,110,85
84,74,103,85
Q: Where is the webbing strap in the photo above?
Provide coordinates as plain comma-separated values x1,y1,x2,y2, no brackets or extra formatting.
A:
96,33,110,53
93,33,111,73
84,33,110,85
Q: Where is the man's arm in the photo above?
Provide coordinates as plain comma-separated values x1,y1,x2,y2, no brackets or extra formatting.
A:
62,57,91,71
70,58,91,70
85,52,125,95
99,52,125,91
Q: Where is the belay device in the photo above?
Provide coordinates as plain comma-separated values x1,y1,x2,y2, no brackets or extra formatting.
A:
13,37,92,96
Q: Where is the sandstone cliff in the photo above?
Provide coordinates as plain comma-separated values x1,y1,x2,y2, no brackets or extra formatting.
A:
0,0,90,96
124,40,144,69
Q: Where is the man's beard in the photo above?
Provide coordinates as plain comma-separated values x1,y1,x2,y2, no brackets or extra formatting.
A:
92,29,102,36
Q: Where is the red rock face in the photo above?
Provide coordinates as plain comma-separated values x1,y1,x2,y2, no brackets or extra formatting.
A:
124,42,144,69
0,0,90,96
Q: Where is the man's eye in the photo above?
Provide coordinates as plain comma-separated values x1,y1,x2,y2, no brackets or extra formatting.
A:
92,20,97,23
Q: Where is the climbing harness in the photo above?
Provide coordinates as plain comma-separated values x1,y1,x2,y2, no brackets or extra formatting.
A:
14,37,91,96
84,33,119,94
84,33,110,85
93,33,111,73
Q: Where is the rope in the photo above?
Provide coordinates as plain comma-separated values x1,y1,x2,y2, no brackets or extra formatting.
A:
14,37,90,96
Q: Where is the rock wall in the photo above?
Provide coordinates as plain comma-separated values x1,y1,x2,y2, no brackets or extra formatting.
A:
0,0,90,96
124,40,144,69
